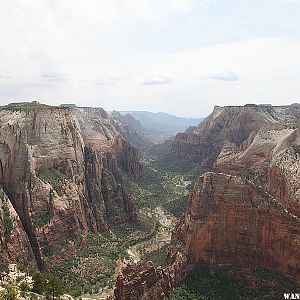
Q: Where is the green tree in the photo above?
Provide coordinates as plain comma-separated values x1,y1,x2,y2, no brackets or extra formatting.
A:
32,272,47,294
19,281,31,292
45,274,63,299
32,272,63,299
0,284,18,300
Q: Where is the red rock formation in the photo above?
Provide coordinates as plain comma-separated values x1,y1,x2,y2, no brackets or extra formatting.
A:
0,191,34,267
0,106,142,269
173,104,300,216
172,104,300,167
214,126,300,217
112,249,189,300
113,105,300,299
174,172,300,284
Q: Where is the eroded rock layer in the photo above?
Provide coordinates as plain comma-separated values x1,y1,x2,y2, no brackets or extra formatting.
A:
114,105,300,299
0,107,142,269
173,104,300,216
175,172,300,283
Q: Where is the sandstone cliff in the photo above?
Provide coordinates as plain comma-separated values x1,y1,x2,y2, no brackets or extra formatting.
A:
0,188,34,268
112,249,189,300
110,110,154,151
173,105,300,167
174,172,300,283
173,104,300,216
0,106,142,270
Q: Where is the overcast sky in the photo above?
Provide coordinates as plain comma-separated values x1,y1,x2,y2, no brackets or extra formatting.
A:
0,0,300,117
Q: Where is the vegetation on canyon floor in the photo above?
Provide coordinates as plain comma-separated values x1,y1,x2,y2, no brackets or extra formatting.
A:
48,213,156,296
45,142,200,297
128,141,203,212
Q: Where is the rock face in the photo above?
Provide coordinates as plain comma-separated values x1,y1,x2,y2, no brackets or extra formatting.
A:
112,249,189,300
173,104,300,166
110,110,154,151
174,172,300,284
0,189,34,268
173,104,300,217
0,107,142,269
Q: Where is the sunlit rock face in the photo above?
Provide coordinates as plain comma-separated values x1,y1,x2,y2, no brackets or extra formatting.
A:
0,107,142,269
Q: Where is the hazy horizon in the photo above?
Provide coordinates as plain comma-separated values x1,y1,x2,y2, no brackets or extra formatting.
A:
1,0,300,117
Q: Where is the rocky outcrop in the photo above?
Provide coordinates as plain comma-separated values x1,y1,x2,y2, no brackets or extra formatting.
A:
113,248,189,300
174,172,300,284
214,122,300,217
110,111,153,151
0,106,142,269
172,104,300,166
0,189,34,268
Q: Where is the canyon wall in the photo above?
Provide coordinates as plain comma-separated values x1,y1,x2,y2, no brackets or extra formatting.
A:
173,104,300,216
174,172,300,283
0,190,34,268
0,106,142,269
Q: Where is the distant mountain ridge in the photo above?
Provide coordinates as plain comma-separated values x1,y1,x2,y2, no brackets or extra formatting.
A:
120,111,203,138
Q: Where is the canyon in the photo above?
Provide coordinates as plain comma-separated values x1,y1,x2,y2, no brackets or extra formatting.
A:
113,104,300,299
1,103,299,300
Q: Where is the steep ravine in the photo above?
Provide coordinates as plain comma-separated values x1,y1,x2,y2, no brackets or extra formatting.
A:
81,143,196,299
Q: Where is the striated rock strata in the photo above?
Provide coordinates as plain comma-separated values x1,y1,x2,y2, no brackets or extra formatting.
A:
0,106,142,269
113,249,189,300
114,104,300,299
174,172,300,284
173,104,300,216
0,189,34,268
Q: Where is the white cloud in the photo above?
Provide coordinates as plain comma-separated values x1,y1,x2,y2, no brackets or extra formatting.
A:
0,1,299,116
202,71,240,81
138,74,174,85
40,72,68,82
0,75,11,80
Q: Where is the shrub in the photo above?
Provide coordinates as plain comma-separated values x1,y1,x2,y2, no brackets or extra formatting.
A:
37,168,67,196
0,284,18,300
32,210,50,228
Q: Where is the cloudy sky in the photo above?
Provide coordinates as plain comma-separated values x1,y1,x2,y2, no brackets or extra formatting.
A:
0,0,300,116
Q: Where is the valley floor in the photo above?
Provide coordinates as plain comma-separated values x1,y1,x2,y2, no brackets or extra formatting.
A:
49,142,202,299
